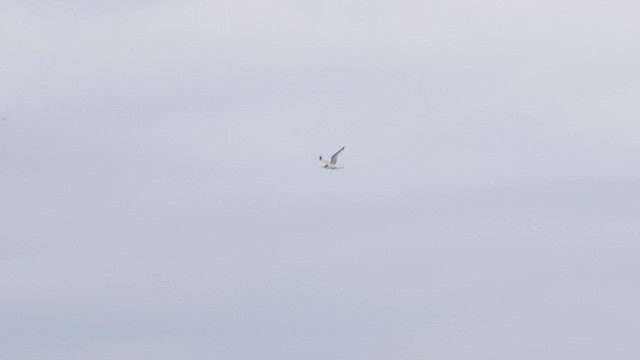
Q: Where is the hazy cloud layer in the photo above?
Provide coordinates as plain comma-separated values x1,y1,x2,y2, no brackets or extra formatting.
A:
2,1,640,359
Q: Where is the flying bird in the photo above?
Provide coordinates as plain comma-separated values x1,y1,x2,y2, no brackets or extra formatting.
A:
319,146,345,169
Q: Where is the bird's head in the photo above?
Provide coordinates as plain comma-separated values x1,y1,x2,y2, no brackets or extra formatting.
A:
323,164,328,168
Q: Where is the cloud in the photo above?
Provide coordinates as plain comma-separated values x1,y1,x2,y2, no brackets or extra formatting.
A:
1,0,640,358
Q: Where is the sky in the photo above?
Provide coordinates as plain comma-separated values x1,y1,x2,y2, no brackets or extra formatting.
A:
1,0,640,358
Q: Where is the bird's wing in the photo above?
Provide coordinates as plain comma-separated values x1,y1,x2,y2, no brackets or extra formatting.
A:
330,146,345,164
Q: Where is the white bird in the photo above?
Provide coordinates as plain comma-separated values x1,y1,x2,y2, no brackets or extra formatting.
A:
319,146,345,169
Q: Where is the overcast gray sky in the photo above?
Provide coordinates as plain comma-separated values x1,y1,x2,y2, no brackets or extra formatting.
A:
2,0,640,358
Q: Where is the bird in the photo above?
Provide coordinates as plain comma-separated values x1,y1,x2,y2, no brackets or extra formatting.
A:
319,146,345,169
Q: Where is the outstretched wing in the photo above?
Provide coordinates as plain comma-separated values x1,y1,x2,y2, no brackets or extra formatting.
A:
330,146,345,165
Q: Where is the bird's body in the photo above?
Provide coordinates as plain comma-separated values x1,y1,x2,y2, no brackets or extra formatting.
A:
324,163,343,170
319,146,345,169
